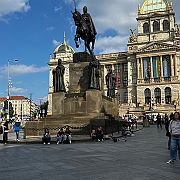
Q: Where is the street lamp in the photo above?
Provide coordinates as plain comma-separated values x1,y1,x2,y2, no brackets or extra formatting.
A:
7,59,18,120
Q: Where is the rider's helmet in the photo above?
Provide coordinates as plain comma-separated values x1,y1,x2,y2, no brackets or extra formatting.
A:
83,6,87,13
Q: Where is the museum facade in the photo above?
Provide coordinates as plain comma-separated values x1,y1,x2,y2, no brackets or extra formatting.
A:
48,0,180,115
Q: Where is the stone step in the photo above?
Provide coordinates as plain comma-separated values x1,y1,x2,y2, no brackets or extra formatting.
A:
43,114,107,123
44,119,90,126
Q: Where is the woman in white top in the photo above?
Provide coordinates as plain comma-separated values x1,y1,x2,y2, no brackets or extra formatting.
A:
167,112,180,164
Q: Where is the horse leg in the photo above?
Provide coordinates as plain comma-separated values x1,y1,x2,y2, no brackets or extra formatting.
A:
74,35,79,48
92,37,95,51
87,39,93,55
84,39,87,52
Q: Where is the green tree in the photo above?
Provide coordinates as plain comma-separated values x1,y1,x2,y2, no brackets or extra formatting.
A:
3,100,14,118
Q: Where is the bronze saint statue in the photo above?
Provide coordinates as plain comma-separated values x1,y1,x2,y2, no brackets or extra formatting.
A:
105,70,116,98
52,59,66,93
88,58,100,90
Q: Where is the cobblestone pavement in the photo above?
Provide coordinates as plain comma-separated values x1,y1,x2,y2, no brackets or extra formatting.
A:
0,126,180,180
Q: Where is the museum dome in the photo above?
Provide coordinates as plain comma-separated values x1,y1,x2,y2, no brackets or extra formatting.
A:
141,0,167,14
54,34,75,54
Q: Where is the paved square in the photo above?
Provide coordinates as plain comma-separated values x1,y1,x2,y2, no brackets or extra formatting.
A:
0,126,180,180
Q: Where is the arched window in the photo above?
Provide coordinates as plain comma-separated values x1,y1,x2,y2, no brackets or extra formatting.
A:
143,22,150,33
153,21,160,32
144,88,151,104
165,87,171,104
154,88,161,104
163,20,170,31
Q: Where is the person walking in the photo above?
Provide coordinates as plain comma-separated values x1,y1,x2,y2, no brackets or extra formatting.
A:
167,112,180,164
2,120,9,144
13,120,21,141
165,113,173,150
156,113,162,129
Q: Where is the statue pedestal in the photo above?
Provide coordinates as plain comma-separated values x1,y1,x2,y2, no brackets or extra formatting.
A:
73,52,94,63
86,90,102,113
69,62,89,93
26,56,119,136
52,92,65,115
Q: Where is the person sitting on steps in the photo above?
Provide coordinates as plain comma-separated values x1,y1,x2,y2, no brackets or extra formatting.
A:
64,126,72,144
57,128,64,144
42,128,51,145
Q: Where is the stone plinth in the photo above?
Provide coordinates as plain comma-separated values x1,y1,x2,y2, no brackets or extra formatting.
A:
52,92,65,115
86,90,103,114
73,52,93,63
69,62,89,93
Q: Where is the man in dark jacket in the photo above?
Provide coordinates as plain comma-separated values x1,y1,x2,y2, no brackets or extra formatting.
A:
156,113,162,129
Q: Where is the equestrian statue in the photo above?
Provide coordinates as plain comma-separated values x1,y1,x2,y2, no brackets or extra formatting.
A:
72,6,97,55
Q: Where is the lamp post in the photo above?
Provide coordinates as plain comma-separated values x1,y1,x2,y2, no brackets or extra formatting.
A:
7,59,18,120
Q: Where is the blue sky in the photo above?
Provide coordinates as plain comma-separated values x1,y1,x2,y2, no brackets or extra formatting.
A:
0,0,180,104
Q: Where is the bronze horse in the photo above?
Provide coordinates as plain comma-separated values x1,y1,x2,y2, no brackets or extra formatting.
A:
72,9,96,55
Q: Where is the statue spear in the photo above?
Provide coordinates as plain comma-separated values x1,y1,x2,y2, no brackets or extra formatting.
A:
72,0,77,11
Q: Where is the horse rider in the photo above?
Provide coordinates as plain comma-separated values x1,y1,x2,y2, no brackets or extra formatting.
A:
82,6,97,37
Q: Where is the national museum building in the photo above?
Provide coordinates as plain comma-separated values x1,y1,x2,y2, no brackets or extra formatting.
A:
48,0,180,115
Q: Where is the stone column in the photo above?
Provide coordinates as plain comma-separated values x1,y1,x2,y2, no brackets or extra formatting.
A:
140,58,144,79
150,56,153,79
137,58,140,79
104,65,108,95
170,54,174,77
128,61,132,104
174,55,177,77
48,65,55,116
160,55,163,78
49,67,54,93
112,64,115,71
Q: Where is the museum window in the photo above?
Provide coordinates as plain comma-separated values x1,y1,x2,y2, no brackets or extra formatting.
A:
163,55,171,80
114,64,121,88
144,88,151,104
124,91,128,103
163,20,170,31
165,87,171,104
153,21,160,32
143,22,150,33
123,63,128,72
154,88,161,104
123,76,128,87
132,76,137,84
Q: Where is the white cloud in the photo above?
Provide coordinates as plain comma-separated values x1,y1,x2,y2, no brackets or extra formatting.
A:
52,39,61,47
70,0,140,35
65,0,180,54
0,64,49,76
54,6,62,13
96,35,129,54
10,87,27,94
0,0,30,18
35,96,48,105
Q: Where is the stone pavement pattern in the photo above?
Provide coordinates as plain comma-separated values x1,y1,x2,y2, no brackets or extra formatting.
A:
0,126,180,180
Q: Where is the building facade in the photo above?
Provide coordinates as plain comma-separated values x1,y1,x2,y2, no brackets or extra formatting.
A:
48,0,180,115
0,96,38,119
